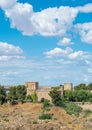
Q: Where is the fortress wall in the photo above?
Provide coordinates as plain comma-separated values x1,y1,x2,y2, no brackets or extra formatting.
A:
25,81,73,101
36,90,51,101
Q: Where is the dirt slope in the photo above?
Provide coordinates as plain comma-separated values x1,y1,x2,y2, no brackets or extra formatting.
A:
0,103,92,130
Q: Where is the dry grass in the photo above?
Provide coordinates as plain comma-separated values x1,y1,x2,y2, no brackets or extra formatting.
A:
0,103,92,130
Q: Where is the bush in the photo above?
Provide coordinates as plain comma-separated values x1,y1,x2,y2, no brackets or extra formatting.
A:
4,118,9,122
0,86,7,104
43,99,50,110
31,93,38,102
39,113,52,120
31,120,38,124
84,109,92,117
89,98,92,103
25,95,32,102
62,101,82,116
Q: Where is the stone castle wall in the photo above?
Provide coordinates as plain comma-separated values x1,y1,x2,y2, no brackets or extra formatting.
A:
25,81,73,101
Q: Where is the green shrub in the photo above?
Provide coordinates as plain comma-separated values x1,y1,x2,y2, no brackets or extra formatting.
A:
88,98,92,103
25,95,32,102
84,109,92,117
31,93,38,102
31,120,38,124
39,113,52,120
4,118,9,122
43,99,51,110
62,101,82,116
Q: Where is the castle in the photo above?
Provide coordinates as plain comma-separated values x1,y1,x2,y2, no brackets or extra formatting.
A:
25,82,73,101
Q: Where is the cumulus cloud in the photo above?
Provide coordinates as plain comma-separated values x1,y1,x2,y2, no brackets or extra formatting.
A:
68,51,83,60
0,0,78,36
57,37,73,46
1,0,92,40
31,7,78,36
45,47,92,64
0,42,24,61
5,3,35,36
44,47,73,58
76,22,92,44
77,3,92,13
0,0,17,9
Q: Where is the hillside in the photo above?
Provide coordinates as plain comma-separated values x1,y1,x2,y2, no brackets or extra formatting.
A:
0,103,92,130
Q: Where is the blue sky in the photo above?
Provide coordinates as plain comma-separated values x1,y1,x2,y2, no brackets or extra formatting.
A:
0,0,92,86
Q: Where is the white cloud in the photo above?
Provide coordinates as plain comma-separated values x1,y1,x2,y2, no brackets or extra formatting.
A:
1,1,92,39
45,47,92,64
77,3,92,13
68,51,83,60
0,0,17,9
0,0,78,36
76,22,92,44
31,7,78,36
5,3,34,36
0,42,24,61
58,37,73,46
45,47,73,58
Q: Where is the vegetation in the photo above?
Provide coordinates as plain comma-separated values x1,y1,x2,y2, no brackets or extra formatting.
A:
84,109,92,117
49,88,62,106
63,90,74,101
31,120,38,124
16,85,26,102
39,113,52,120
0,85,7,104
87,83,92,92
25,95,32,102
49,87,82,116
0,82,92,108
43,99,50,109
74,83,87,90
62,101,82,116
7,86,17,101
7,85,26,103
31,93,38,102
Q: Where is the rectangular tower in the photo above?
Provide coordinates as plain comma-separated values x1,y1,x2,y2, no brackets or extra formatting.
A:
25,82,38,95
64,83,73,91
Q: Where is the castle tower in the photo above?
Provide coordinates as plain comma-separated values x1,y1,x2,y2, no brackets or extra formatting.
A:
25,82,38,95
64,83,73,91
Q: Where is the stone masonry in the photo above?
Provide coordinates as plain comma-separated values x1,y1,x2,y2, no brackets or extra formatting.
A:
25,81,73,101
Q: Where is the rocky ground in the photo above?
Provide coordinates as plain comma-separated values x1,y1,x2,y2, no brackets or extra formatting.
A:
0,103,92,130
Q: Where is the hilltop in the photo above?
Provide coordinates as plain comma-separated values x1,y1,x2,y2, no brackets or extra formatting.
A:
0,103,92,130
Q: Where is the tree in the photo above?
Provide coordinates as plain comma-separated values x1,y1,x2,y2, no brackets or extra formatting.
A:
49,88,62,106
0,85,6,104
74,83,87,90
63,90,74,101
73,90,88,102
87,83,92,92
16,85,26,102
7,86,17,101
88,92,92,102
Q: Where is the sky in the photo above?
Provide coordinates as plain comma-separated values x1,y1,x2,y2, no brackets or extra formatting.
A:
0,0,92,86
